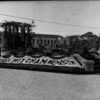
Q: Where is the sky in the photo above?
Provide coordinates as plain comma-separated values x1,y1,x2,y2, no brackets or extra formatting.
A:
0,1,100,37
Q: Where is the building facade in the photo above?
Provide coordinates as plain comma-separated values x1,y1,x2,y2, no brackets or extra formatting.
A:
0,31,70,51
31,34,69,49
0,32,3,48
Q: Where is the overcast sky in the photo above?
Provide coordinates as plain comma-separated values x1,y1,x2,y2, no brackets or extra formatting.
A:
0,1,100,36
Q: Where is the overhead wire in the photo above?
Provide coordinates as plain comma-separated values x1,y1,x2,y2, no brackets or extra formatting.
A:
0,13,100,29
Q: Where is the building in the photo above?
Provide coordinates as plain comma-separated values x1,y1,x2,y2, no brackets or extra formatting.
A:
31,33,69,49
0,32,3,48
0,21,70,57
0,31,69,50
0,21,70,50
80,32,98,41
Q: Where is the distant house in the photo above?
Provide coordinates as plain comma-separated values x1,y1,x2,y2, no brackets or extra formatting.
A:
80,32,99,49
80,32,98,41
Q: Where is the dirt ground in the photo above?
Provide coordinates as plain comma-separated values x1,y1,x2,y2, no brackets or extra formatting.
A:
0,68,100,100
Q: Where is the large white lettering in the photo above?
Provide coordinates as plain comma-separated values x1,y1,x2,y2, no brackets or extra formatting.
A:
0,56,81,67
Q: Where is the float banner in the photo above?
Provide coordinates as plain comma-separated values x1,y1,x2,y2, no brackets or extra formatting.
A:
0,56,82,68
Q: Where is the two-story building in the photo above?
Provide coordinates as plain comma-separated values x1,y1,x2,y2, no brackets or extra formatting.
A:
0,31,70,55
31,33,69,49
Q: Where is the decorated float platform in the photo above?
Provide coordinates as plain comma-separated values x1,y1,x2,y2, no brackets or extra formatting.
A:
0,21,95,73
0,53,95,73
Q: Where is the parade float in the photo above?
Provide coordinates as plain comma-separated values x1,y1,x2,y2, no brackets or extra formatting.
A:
0,21,94,72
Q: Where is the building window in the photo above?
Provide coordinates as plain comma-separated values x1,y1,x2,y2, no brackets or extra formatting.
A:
54,40,56,44
51,40,53,44
32,39,34,44
44,40,46,45
48,40,49,45
0,38,2,43
40,40,42,44
37,40,39,45
39,39,43,45
0,34,2,37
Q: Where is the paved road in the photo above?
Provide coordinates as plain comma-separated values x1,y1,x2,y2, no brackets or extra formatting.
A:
0,68,100,100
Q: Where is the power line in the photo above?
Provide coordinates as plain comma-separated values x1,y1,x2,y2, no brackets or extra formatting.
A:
0,13,33,21
0,13,100,29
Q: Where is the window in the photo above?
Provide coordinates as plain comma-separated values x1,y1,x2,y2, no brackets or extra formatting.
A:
48,40,49,45
54,40,56,44
0,38,2,43
0,33,2,37
37,40,39,45
41,40,43,44
44,40,46,45
32,39,34,44
51,40,53,44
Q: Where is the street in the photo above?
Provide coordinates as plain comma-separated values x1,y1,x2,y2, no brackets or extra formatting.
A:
0,68,99,100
